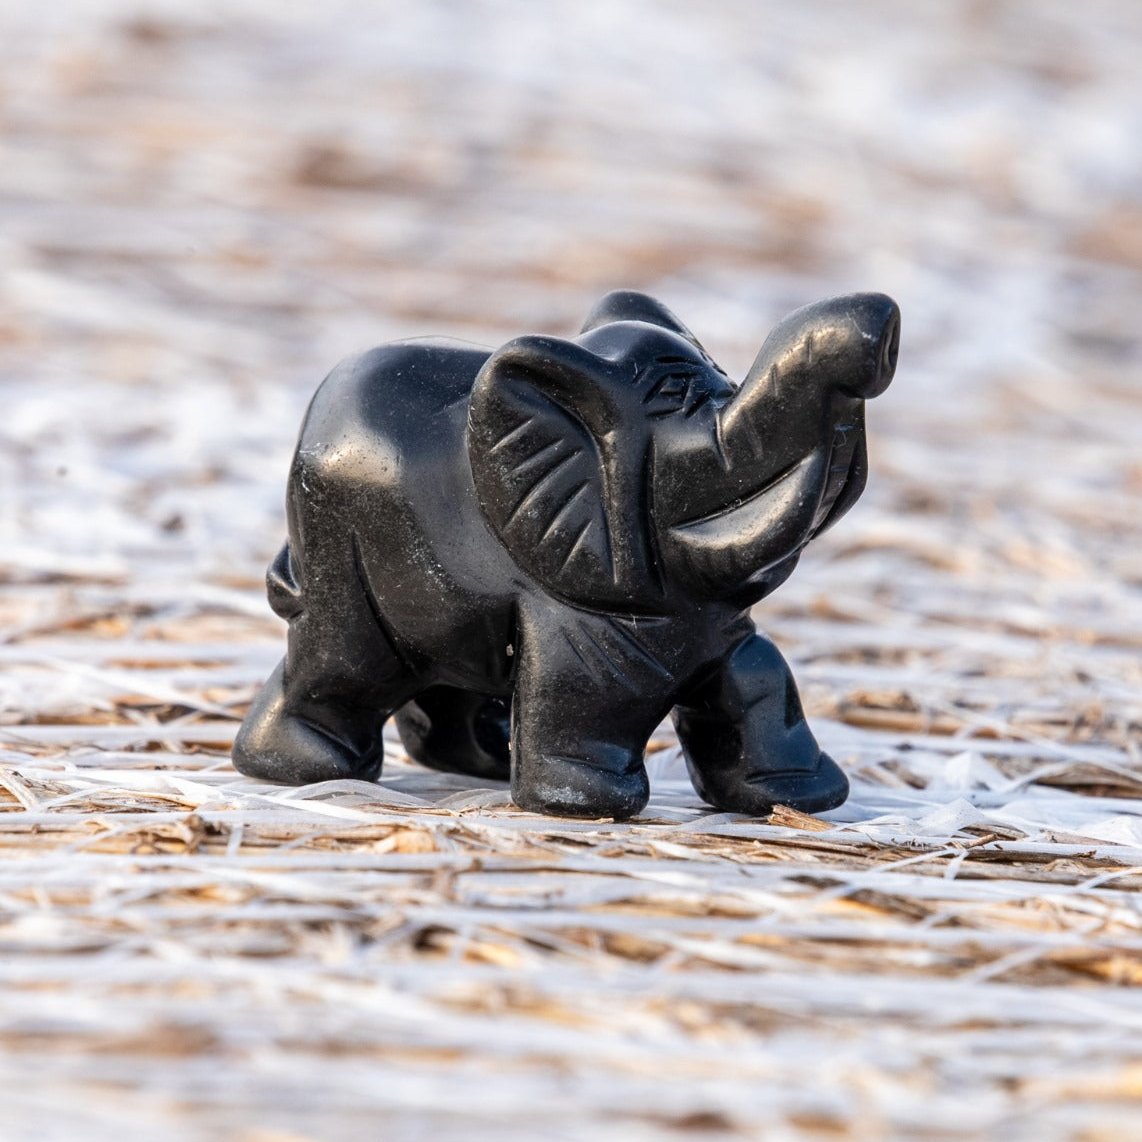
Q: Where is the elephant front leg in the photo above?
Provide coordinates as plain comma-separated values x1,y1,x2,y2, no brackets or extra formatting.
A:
673,634,849,816
510,610,675,820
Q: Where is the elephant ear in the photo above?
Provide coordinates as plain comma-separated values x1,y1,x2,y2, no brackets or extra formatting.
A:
580,289,699,344
468,336,636,609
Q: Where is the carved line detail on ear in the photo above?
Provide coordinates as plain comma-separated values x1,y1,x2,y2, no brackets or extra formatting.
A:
468,335,643,610
480,335,619,441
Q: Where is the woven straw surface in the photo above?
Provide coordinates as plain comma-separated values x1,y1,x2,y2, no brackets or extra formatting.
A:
1,2,1140,1139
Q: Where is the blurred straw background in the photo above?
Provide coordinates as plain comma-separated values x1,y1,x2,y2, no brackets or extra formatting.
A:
1,1,1140,1139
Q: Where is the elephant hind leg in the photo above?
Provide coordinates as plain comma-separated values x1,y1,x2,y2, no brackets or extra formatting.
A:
673,634,848,816
395,687,511,782
234,636,420,786
233,533,419,785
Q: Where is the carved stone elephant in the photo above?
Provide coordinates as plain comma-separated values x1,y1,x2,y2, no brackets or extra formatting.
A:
233,289,900,819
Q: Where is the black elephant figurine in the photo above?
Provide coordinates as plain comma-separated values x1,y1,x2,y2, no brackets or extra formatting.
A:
234,289,900,819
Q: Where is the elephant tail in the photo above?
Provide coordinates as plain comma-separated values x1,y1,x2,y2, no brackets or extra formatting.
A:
266,542,304,621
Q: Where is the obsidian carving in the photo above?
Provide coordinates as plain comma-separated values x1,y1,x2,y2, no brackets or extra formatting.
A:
234,290,900,819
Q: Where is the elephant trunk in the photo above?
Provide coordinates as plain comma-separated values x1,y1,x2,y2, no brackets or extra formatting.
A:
717,292,899,475
659,293,899,604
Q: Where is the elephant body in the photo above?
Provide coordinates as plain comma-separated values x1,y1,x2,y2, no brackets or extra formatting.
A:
282,340,517,691
235,290,900,818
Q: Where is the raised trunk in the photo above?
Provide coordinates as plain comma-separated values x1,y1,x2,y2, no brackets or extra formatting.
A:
656,293,898,603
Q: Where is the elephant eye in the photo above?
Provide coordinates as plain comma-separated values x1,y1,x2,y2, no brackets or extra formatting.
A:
643,364,710,417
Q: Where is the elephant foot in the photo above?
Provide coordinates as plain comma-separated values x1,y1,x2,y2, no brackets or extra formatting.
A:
233,661,385,785
754,749,849,815
512,744,650,820
685,741,849,817
674,633,850,818
678,696,849,816
395,687,511,781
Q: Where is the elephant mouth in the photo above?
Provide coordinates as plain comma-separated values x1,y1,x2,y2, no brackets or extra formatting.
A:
661,410,870,603
730,428,864,599
809,417,867,539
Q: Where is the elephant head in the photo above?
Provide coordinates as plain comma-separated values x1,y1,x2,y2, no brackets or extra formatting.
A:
467,289,899,611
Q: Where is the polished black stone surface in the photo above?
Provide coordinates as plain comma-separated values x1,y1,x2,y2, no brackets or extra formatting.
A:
234,290,900,819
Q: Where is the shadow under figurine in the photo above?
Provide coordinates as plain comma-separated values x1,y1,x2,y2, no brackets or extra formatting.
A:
234,289,900,819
